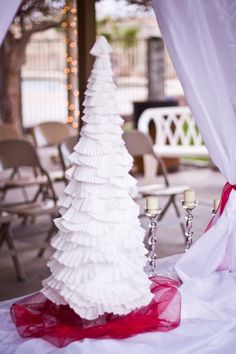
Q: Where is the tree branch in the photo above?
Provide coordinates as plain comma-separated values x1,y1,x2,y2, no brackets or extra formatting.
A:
29,20,62,34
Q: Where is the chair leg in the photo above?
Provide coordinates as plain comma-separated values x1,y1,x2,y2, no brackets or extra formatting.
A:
2,223,26,282
157,195,185,239
0,225,6,249
37,221,56,258
16,169,29,202
0,187,8,204
172,197,185,237
157,195,174,221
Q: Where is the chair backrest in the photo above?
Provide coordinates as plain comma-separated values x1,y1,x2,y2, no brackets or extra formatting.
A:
138,106,204,147
0,139,42,170
0,124,23,141
123,130,155,157
0,139,57,203
32,121,73,148
123,130,169,186
59,135,78,172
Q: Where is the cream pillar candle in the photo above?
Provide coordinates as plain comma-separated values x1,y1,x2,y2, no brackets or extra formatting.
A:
184,189,196,207
146,196,159,212
213,198,220,211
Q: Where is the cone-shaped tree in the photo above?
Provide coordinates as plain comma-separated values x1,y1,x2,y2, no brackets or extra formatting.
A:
42,36,152,320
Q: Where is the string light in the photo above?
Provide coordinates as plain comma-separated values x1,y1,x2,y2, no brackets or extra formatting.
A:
61,22,67,28
67,116,73,123
68,103,75,111
72,121,78,129
61,1,79,128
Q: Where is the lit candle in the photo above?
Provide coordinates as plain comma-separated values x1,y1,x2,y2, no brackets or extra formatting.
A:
184,189,196,207
146,196,159,212
213,198,220,211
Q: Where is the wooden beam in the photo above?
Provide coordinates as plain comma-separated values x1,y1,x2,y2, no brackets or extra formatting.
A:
77,0,96,132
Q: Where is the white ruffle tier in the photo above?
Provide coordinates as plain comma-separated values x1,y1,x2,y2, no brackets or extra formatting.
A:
91,66,113,77
60,202,139,223
51,224,144,250
46,258,143,285
81,124,123,136
73,137,125,156
83,95,118,108
42,278,152,320
69,151,132,169
80,131,122,143
82,114,123,125
86,81,117,92
54,213,141,235
88,74,114,84
84,89,114,98
65,165,135,187
59,195,138,214
64,180,130,199
92,56,112,70
83,105,120,116
50,241,146,267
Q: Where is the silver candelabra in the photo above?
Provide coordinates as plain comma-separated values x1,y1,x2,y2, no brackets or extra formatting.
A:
144,207,162,276
181,201,198,251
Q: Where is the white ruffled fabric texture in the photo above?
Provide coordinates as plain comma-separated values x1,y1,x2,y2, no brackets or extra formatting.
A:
42,36,152,320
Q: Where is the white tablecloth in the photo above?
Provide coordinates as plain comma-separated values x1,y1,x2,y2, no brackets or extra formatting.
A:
1,255,236,354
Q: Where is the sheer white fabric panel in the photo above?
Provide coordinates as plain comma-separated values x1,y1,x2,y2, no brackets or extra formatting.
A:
0,0,21,45
152,3,236,342
152,0,236,184
152,0,236,273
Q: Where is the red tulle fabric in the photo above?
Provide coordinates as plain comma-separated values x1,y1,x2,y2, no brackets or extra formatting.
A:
10,276,181,348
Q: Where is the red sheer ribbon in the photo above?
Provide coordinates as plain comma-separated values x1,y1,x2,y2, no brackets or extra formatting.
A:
205,182,236,231
10,276,181,348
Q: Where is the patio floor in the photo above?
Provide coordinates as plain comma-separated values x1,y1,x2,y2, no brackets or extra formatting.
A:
0,151,225,301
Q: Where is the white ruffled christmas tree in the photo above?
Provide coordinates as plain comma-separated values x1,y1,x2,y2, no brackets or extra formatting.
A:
42,36,152,320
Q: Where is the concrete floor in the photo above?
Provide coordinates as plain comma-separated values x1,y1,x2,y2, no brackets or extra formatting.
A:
0,154,225,301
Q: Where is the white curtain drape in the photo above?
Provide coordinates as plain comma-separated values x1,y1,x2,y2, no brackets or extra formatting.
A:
152,0,236,276
0,0,21,45
152,3,236,347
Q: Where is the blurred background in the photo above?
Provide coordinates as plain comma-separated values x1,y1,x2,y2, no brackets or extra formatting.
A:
0,0,224,301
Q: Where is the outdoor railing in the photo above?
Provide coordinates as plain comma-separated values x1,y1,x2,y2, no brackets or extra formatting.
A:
138,106,208,158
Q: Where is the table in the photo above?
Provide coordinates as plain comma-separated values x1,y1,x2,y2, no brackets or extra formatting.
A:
1,255,236,354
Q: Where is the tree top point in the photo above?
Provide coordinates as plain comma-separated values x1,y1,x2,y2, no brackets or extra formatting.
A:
90,36,113,57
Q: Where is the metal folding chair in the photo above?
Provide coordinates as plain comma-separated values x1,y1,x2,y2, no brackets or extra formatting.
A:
0,124,23,141
0,139,59,263
58,135,78,182
0,213,26,281
123,130,189,236
32,121,76,184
